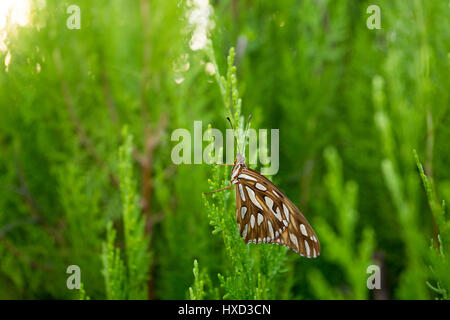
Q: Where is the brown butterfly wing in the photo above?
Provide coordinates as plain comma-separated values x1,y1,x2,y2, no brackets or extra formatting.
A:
235,167,320,258
235,174,288,244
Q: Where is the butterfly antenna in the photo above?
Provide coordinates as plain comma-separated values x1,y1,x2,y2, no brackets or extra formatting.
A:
226,116,234,130
240,115,252,156
227,116,242,157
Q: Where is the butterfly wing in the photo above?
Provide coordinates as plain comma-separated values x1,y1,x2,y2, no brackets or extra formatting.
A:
235,167,320,258
235,175,289,244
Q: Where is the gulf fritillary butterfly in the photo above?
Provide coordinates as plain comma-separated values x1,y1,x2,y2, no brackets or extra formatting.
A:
206,116,320,258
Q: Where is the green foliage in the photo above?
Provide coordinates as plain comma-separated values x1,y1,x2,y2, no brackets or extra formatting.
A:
200,48,288,299
188,259,218,300
414,151,449,299
309,147,375,300
102,221,127,300
78,283,90,300
101,129,151,300
118,128,151,299
0,0,448,300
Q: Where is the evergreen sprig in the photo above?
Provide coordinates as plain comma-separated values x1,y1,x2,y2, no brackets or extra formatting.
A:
100,127,151,299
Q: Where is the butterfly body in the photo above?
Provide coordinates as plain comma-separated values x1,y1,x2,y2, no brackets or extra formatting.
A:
230,153,320,258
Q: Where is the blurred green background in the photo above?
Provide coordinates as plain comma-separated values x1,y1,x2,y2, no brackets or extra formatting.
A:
0,0,448,300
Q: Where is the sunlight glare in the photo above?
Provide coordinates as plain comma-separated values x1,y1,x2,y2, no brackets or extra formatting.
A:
0,0,31,29
188,0,214,51
0,0,31,52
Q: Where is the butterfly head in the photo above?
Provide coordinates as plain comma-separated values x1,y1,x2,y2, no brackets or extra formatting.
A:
231,153,246,184
227,115,251,184
235,153,246,166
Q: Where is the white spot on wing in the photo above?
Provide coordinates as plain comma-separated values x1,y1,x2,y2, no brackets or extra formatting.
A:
238,174,256,181
268,221,274,239
231,166,240,180
250,215,255,229
241,206,247,220
242,224,248,239
265,196,283,221
300,224,308,236
289,233,299,250
304,240,310,257
282,203,290,221
265,196,273,208
275,207,283,222
238,184,246,202
255,183,267,191
246,186,263,209
257,213,264,225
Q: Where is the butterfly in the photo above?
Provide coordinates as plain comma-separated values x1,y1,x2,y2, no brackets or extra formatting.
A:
205,116,320,258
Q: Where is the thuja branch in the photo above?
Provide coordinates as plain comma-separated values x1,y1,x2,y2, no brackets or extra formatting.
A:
53,49,119,188
414,149,442,250
205,45,242,131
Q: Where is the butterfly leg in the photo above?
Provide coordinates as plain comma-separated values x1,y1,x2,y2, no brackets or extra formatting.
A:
203,185,233,195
